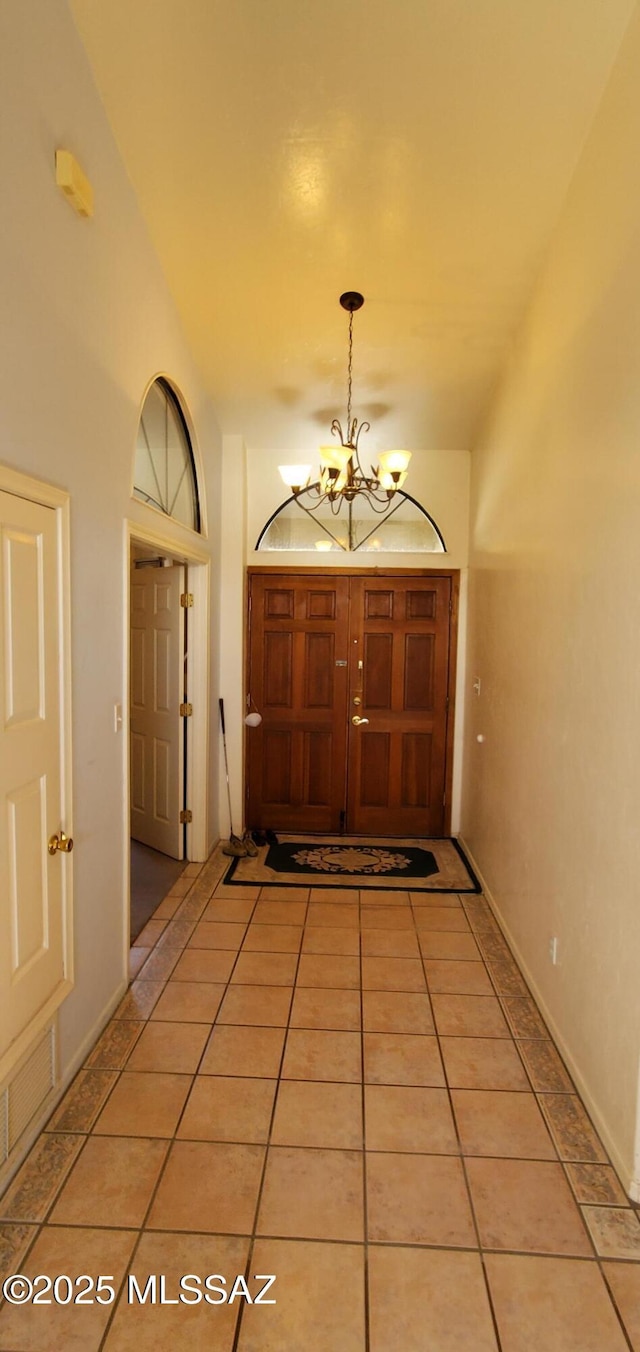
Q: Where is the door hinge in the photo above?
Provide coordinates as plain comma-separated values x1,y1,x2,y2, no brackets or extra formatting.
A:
180,809,193,824
180,593,194,608
339,809,346,833
180,702,193,717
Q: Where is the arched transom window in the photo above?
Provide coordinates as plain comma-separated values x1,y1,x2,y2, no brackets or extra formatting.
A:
133,378,201,532
256,488,445,553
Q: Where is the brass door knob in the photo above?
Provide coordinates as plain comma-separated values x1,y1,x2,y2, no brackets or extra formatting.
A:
48,831,74,856
352,715,370,726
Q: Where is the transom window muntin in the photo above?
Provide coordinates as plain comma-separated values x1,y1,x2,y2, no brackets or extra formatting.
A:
133,378,201,532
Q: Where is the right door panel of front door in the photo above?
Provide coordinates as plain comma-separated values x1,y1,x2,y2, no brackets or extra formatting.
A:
247,572,452,837
347,575,451,835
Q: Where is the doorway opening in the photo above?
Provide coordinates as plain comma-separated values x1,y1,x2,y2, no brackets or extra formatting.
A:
246,568,459,838
129,548,189,941
126,527,210,951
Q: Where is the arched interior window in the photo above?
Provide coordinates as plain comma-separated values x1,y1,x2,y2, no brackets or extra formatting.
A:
256,488,446,553
133,378,201,532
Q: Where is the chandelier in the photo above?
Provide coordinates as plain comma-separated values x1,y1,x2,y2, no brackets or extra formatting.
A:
278,292,411,512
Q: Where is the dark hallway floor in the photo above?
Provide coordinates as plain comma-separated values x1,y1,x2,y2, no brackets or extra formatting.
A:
130,840,187,944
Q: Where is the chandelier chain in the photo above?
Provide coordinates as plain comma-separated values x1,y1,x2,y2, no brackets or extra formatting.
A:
347,308,353,432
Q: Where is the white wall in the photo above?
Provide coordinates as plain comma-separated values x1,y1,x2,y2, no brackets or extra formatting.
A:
218,435,247,836
0,0,222,1080
461,8,640,1196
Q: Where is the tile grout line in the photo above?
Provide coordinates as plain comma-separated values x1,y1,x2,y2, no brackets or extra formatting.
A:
95,876,234,1349
423,890,506,1352
230,882,309,1352
97,871,259,1350
358,888,372,1352
459,895,636,1269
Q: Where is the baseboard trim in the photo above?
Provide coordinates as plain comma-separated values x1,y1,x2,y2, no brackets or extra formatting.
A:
58,978,129,1087
458,834,639,1203
0,977,127,1197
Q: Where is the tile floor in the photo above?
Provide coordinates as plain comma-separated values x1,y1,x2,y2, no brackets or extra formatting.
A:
1,850,639,1350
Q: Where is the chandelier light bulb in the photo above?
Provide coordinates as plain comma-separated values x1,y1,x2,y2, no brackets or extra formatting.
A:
378,449,412,475
278,464,312,492
319,444,352,472
379,469,408,491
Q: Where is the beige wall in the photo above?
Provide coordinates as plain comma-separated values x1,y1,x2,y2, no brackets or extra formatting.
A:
0,0,223,1086
461,8,640,1196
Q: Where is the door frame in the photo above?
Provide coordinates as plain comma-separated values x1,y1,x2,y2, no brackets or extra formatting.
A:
245,566,460,834
0,463,74,1084
124,520,210,948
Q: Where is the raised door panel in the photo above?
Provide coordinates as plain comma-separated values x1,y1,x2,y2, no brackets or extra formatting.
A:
0,494,70,1061
304,633,334,708
359,732,391,807
246,575,350,831
263,632,293,707
404,634,435,711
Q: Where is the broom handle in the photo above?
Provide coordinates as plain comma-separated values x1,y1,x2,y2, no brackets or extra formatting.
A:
219,697,235,836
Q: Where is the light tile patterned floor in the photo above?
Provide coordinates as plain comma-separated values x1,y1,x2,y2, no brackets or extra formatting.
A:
1,850,640,1350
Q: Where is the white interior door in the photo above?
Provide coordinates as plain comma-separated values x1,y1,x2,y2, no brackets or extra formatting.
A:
0,490,70,1062
130,562,185,858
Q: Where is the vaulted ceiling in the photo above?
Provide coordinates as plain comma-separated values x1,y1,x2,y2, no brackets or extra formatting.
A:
70,0,634,456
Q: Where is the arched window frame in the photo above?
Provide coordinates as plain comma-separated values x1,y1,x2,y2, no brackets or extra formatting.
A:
255,487,446,553
133,376,202,534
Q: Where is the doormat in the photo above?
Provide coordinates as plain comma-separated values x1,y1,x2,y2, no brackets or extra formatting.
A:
223,836,480,893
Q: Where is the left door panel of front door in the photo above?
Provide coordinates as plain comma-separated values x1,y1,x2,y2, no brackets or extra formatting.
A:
246,575,350,832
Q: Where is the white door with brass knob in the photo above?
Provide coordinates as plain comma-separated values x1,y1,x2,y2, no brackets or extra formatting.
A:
0,488,72,1068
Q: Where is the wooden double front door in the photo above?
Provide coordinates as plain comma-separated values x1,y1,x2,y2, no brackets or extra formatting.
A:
246,570,458,837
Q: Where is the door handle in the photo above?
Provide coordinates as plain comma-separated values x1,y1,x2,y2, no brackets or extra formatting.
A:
352,715,369,726
48,831,74,855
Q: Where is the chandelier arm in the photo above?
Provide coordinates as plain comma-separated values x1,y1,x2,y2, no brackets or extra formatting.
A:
290,491,347,549
303,481,323,503
354,495,408,548
290,484,331,514
349,423,371,478
362,492,403,514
